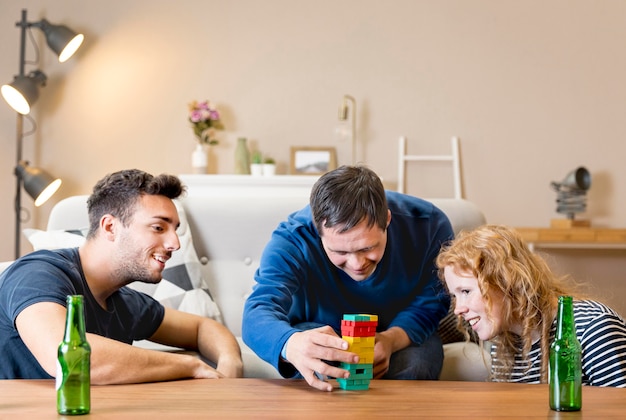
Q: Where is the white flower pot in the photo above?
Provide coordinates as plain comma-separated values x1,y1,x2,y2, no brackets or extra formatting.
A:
262,164,276,176
250,163,264,176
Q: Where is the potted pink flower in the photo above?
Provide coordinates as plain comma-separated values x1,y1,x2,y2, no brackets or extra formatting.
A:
188,100,224,145
188,100,224,173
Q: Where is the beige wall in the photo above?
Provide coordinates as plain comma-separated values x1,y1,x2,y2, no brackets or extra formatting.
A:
1,1,625,311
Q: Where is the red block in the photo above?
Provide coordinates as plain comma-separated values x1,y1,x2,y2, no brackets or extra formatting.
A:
341,325,377,337
341,320,378,328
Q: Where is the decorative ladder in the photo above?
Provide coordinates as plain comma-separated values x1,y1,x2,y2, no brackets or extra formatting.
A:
397,136,462,199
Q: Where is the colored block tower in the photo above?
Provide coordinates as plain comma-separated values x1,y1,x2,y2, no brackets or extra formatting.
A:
337,313,378,390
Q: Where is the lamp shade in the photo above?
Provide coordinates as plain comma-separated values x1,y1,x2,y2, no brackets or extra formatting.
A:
560,167,591,191
16,163,62,207
1,71,47,115
38,19,84,63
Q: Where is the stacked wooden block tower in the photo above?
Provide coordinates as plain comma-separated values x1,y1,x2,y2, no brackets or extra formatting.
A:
337,314,378,390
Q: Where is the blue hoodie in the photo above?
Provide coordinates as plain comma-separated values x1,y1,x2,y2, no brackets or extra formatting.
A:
242,191,452,377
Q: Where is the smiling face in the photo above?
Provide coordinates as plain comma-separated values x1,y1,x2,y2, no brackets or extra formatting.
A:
112,194,181,284
443,265,504,341
320,215,389,282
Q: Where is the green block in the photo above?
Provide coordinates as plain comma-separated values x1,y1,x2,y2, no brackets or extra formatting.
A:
339,363,373,380
343,314,374,322
337,378,371,390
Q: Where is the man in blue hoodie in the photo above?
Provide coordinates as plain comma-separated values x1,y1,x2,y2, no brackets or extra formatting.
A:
243,165,452,391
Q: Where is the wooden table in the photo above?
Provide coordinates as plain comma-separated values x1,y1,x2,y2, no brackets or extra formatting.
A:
515,227,626,251
2,379,626,418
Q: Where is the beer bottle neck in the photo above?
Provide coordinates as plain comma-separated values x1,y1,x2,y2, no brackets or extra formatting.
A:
63,295,87,343
555,296,575,340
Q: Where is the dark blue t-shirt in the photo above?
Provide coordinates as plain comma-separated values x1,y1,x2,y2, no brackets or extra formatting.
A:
0,248,165,379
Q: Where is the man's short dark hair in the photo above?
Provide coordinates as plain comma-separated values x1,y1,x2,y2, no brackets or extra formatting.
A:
86,169,185,238
310,165,388,235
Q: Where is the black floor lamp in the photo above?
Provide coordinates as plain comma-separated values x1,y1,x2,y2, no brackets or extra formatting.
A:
1,9,84,259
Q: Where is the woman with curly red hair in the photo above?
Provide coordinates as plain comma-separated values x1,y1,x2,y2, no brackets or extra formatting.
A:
436,224,626,387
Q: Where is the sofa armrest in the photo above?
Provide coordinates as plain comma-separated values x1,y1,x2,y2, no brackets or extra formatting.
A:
426,198,486,235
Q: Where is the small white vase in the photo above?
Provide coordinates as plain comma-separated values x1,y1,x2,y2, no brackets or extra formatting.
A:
250,163,263,176
191,143,208,174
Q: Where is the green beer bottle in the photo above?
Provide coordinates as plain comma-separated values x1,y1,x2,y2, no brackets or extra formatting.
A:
549,295,582,411
57,295,91,415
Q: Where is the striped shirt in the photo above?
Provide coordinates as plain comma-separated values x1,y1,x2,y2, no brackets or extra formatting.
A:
490,299,626,387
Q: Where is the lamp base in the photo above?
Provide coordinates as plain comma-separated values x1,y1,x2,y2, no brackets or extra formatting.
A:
550,218,591,229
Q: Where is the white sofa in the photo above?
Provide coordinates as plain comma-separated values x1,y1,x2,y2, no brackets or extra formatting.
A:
1,175,490,381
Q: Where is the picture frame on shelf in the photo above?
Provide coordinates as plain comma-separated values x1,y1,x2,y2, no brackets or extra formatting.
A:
290,147,337,175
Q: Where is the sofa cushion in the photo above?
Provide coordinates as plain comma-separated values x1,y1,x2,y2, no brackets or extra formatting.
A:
439,341,491,381
22,200,222,323
23,228,87,250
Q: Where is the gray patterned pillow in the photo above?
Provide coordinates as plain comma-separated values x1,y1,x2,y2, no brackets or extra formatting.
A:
126,200,222,322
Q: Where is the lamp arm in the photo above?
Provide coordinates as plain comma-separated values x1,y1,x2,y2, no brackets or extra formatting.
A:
13,10,27,258
13,9,39,258
14,113,24,259
12,11,28,259
15,9,30,77
14,168,22,261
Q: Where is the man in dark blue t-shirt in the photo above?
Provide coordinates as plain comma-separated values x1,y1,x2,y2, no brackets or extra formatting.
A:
0,169,242,383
